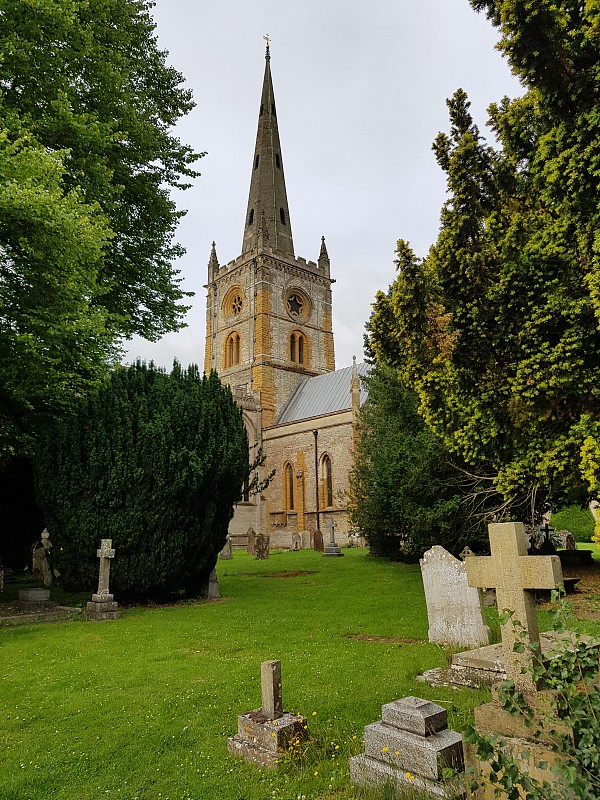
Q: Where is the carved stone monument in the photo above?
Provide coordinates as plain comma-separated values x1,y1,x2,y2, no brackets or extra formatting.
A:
350,696,464,798
85,539,119,621
420,546,490,648
464,522,568,798
466,522,562,694
323,518,343,557
255,533,270,560
227,659,308,767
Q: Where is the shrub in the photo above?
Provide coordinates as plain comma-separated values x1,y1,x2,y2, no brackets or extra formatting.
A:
34,362,248,601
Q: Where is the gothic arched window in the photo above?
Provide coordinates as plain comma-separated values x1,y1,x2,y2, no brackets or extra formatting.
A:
289,331,308,366
321,454,333,508
284,462,294,511
225,332,241,368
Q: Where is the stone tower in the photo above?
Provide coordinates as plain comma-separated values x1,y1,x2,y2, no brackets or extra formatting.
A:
204,43,335,427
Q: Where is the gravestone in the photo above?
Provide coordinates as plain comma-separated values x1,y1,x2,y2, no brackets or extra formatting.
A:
219,537,233,559
420,546,490,648
323,518,343,557
464,522,569,799
200,569,220,599
255,534,270,560
300,530,311,549
350,696,464,798
291,532,301,551
465,521,562,694
227,659,308,767
312,527,324,552
246,527,256,556
85,539,119,621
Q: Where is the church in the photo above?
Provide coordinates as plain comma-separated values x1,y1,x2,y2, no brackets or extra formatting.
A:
203,43,368,548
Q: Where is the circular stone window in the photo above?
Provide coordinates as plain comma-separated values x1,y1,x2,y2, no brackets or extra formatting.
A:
224,288,244,318
286,291,308,318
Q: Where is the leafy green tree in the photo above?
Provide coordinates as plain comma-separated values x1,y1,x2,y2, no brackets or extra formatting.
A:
0,131,116,460
34,363,248,602
368,2,600,516
349,365,487,560
0,0,202,458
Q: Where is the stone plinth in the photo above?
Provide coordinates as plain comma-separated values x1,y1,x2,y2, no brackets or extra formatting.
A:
227,710,307,768
16,588,55,611
85,598,119,621
465,698,569,799
350,696,464,798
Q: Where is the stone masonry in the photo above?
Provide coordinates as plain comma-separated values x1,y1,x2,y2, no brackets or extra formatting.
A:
227,659,308,768
350,696,464,798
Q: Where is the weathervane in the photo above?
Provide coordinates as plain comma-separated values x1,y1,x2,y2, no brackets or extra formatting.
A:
263,33,271,58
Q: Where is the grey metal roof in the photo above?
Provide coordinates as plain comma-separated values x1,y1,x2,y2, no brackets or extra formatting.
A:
276,362,370,425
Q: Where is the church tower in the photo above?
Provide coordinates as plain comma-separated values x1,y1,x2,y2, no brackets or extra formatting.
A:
204,43,335,427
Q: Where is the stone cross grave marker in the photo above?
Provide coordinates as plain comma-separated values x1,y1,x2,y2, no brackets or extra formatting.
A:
323,518,343,557
466,522,563,693
261,659,283,720
94,538,115,601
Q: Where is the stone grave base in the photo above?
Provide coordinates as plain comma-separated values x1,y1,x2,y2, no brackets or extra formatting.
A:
350,697,464,799
227,709,307,768
419,632,569,689
465,697,569,799
350,755,465,799
85,599,119,621
323,543,344,557
15,588,55,611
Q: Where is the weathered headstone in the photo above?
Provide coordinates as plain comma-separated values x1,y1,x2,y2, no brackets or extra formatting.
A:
227,659,308,767
246,527,256,555
85,539,119,621
420,546,490,648
323,518,343,557
313,528,324,552
465,521,562,694
350,696,464,798
291,532,301,551
255,534,270,560
300,530,311,549
219,536,233,559
200,568,220,599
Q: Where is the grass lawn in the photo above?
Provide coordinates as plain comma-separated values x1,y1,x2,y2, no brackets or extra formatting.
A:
1,547,595,800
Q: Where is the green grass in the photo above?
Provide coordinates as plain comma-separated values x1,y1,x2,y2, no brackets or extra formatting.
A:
3,547,593,800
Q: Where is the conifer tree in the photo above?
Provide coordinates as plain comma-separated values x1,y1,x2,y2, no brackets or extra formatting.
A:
368,2,600,515
34,363,248,601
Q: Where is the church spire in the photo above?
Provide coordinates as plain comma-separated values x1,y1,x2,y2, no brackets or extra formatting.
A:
242,41,294,257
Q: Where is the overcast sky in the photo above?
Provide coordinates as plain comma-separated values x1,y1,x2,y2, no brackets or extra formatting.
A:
124,0,522,371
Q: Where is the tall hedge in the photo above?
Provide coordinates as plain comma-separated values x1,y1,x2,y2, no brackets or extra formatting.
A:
34,362,248,601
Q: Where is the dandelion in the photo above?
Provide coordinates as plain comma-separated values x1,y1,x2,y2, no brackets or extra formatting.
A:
312,711,317,716
335,745,340,750
405,771,415,781
314,770,319,776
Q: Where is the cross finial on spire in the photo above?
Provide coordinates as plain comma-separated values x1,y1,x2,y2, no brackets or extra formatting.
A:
263,34,271,60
